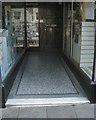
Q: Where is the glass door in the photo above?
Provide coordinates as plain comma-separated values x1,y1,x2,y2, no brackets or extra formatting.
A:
26,8,39,47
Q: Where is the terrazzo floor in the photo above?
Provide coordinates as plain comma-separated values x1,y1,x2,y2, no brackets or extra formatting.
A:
16,52,78,95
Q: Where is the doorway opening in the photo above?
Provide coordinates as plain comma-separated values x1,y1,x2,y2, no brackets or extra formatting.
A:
1,2,90,107
39,4,63,50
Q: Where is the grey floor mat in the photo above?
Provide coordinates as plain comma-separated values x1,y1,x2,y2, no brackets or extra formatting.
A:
16,52,78,95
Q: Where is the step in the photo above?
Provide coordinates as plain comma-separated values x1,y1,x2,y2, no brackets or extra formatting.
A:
6,97,90,107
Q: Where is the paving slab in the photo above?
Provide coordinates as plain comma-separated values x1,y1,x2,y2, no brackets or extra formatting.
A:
47,106,77,118
94,104,96,120
1,104,95,119
2,108,19,118
74,104,94,118
2,116,18,120
18,107,47,118
0,108,2,120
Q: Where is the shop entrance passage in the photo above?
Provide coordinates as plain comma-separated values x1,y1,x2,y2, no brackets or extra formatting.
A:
1,2,90,107
7,51,89,106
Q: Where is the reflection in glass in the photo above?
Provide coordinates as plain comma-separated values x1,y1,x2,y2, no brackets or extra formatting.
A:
95,57,96,80
0,6,25,81
11,8,25,49
79,2,95,79
26,8,39,47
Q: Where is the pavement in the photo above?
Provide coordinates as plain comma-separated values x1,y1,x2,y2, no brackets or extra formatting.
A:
0,103,95,119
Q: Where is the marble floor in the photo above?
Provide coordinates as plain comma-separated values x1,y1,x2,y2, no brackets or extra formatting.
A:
16,52,77,95
7,51,87,103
